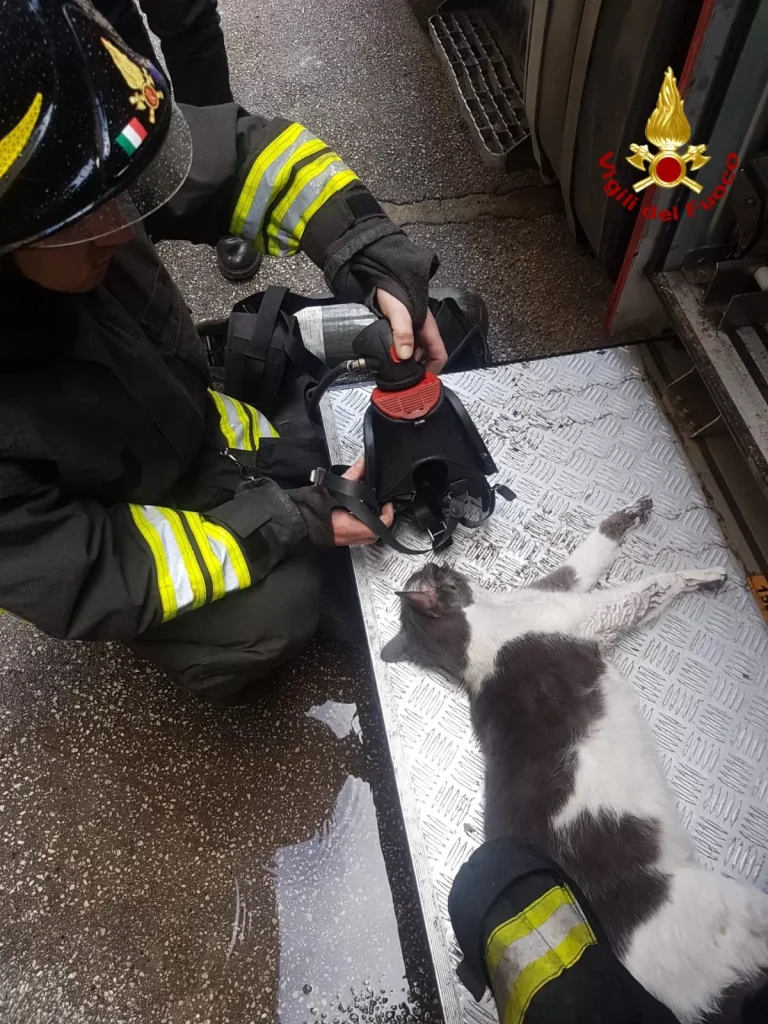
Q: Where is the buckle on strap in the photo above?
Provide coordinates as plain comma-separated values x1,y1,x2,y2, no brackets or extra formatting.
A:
427,522,447,545
447,494,469,519
221,446,258,481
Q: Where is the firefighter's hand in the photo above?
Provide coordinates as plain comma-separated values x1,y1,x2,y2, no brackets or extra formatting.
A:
331,459,394,547
377,288,448,374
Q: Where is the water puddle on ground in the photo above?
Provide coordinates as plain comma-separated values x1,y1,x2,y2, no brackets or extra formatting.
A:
275,767,438,1023
306,701,362,742
1,639,443,1023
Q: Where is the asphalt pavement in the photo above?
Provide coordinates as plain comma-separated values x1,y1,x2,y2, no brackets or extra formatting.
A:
162,0,615,363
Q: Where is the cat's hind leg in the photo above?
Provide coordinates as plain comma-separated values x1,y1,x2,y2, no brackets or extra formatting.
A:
531,497,653,593
581,567,726,646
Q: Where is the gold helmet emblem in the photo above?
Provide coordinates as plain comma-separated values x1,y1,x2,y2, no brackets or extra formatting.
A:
626,68,710,193
101,37,164,124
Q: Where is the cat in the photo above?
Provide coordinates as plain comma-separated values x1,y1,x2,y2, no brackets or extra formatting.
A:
381,498,768,1023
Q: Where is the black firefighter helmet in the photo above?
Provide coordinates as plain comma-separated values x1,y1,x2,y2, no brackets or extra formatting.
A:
0,0,192,253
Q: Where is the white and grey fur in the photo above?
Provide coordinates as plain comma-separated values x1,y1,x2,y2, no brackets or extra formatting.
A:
382,499,768,1024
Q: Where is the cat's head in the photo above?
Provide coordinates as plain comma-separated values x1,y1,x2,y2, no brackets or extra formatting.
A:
380,562,473,676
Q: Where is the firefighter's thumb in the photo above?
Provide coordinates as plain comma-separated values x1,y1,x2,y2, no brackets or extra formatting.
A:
377,288,414,360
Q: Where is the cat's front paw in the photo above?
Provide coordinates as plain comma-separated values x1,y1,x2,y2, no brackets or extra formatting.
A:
600,497,653,542
685,568,728,593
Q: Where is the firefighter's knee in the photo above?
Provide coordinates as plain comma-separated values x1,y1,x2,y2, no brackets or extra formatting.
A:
129,555,322,705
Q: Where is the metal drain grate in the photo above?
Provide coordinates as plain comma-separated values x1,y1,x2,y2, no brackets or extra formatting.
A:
430,7,530,171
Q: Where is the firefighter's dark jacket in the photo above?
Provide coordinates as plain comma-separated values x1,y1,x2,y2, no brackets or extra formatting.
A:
0,104,438,641
450,838,682,1024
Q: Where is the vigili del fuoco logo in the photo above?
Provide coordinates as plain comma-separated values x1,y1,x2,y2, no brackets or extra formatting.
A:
599,67,738,220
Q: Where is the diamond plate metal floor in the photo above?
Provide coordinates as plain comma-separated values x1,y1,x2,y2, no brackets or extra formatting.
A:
322,348,768,1024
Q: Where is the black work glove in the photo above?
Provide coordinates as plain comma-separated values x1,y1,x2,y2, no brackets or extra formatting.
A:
340,233,439,330
289,484,336,547
302,182,439,330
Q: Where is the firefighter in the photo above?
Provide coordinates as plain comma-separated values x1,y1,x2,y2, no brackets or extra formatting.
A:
89,0,264,282
0,0,449,705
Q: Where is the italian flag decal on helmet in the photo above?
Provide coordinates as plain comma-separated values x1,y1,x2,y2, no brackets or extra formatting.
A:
116,118,148,156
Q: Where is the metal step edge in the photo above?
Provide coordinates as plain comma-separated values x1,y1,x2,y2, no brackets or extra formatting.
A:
429,7,531,172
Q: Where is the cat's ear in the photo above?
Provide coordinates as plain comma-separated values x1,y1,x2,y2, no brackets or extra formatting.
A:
397,587,440,615
381,631,409,663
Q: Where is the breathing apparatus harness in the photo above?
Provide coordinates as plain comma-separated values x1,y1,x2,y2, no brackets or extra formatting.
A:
200,286,514,555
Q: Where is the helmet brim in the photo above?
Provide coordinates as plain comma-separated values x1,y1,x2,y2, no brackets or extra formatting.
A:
31,103,193,249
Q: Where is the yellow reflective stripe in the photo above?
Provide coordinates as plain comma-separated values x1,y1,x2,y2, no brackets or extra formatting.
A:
244,402,261,449
264,138,329,237
130,506,209,620
281,167,359,256
210,390,237,448
183,512,227,602
128,506,254,618
271,145,334,223
244,401,279,447
210,388,276,450
229,120,360,257
0,92,43,179
486,886,596,1024
230,122,304,237
487,886,573,975
203,522,252,590
241,133,327,251
202,524,241,595
298,167,359,235
265,149,343,254
129,504,177,621
500,923,595,1024
157,509,207,611
229,395,253,450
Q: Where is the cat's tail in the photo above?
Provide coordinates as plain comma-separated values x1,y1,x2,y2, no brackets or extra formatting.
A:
624,865,768,1022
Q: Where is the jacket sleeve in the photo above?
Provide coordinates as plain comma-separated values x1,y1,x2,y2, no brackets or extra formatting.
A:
0,458,334,642
148,103,438,327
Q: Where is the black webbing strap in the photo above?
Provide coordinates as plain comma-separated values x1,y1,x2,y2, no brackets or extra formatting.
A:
224,287,287,405
311,467,467,555
224,286,327,408
252,285,289,340
412,493,466,549
281,319,327,381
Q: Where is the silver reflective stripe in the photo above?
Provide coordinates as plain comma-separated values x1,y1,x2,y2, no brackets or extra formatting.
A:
139,505,194,614
217,392,249,450
269,155,351,254
240,127,316,244
490,897,594,1024
493,901,588,999
203,527,241,595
